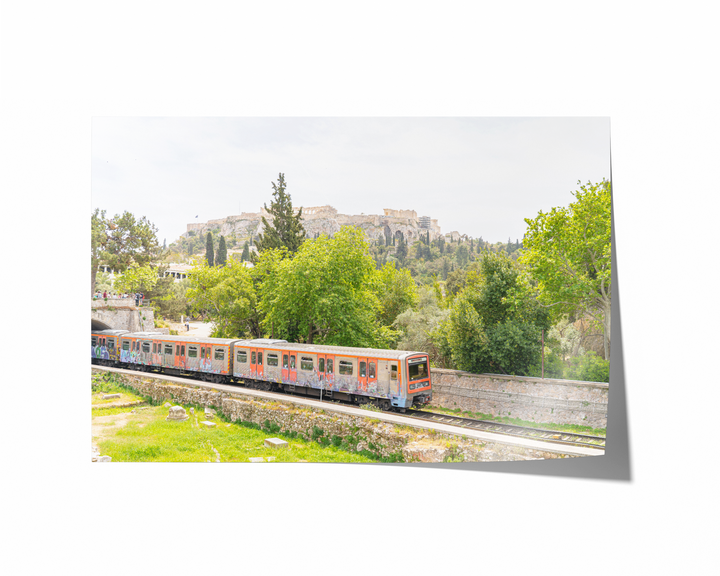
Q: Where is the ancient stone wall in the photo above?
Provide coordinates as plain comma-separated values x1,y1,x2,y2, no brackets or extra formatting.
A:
91,300,158,332
182,206,442,245
94,368,582,462
383,208,417,219
429,368,608,429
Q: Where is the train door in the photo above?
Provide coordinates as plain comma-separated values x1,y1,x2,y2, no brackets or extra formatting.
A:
140,340,152,366
389,361,399,397
358,357,368,392
317,354,334,389
152,340,162,366
366,358,378,394
288,352,297,383
250,348,264,380
282,352,297,383
325,356,334,388
163,342,174,368
187,344,199,371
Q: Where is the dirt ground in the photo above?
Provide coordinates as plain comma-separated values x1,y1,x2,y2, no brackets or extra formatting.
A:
165,321,213,338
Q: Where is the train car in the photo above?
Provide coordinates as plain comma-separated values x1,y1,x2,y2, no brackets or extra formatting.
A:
232,339,432,410
91,330,432,411
116,333,240,382
91,329,129,366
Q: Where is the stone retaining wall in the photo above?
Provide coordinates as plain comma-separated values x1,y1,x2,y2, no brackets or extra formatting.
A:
94,368,582,463
429,369,608,429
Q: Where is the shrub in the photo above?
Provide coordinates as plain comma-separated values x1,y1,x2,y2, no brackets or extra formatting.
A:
566,351,609,383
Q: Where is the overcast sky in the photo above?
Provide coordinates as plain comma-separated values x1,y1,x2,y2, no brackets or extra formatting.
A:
91,117,610,246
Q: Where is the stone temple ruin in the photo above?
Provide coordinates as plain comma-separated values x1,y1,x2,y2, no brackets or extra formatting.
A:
184,205,444,245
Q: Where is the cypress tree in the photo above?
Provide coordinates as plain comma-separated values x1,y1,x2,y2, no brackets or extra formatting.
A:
256,173,306,254
206,232,214,266
217,236,227,266
241,241,250,262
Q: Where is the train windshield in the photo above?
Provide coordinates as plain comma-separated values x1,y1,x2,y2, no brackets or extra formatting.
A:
408,357,429,382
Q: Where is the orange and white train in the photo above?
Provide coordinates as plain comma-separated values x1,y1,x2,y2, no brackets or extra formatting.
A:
91,331,432,411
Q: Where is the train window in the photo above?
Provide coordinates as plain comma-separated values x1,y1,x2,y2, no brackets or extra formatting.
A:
122,340,130,351
175,345,180,356
142,342,151,353
215,349,225,361
408,358,429,381
251,351,256,364
267,354,278,367
290,355,296,369
318,358,325,373
91,336,97,346
390,364,398,380
108,339,115,351
181,345,186,356
360,361,366,378
327,359,333,374
153,343,157,353
164,344,173,355
283,354,288,368
189,346,197,358
237,350,247,363
257,352,263,365
339,360,353,375
369,362,375,379
300,357,313,371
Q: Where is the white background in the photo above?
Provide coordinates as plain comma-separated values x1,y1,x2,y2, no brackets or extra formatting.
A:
2,2,717,574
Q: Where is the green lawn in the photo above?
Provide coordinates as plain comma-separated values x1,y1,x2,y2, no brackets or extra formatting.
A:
92,373,377,463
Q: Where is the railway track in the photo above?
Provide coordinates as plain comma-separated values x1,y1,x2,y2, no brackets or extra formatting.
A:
95,366,605,450
404,409,606,449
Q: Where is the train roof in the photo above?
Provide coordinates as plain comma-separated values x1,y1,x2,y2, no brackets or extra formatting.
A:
91,330,129,336
120,333,241,345
234,339,426,360
92,331,428,359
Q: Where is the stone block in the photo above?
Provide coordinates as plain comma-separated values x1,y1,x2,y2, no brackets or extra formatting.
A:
103,394,121,400
201,420,216,428
264,438,288,449
248,457,265,463
96,456,112,462
166,406,188,421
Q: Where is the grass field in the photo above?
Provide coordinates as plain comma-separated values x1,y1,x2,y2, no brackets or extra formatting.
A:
91,374,377,463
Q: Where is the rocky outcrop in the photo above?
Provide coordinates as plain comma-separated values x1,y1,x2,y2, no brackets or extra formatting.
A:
182,205,443,245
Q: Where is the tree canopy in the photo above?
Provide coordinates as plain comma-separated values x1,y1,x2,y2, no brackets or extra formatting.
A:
443,252,549,375
205,232,215,266
520,179,612,359
186,258,257,338
255,173,306,254
91,209,161,295
258,226,391,347
216,235,227,266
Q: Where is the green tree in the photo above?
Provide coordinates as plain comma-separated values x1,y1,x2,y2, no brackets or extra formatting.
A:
205,232,215,266
520,179,612,359
113,263,159,295
216,235,227,266
395,236,408,266
395,285,452,367
375,261,418,327
256,173,306,254
241,241,250,262
258,226,387,347
91,209,161,295
443,252,549,375
186,257,257,338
